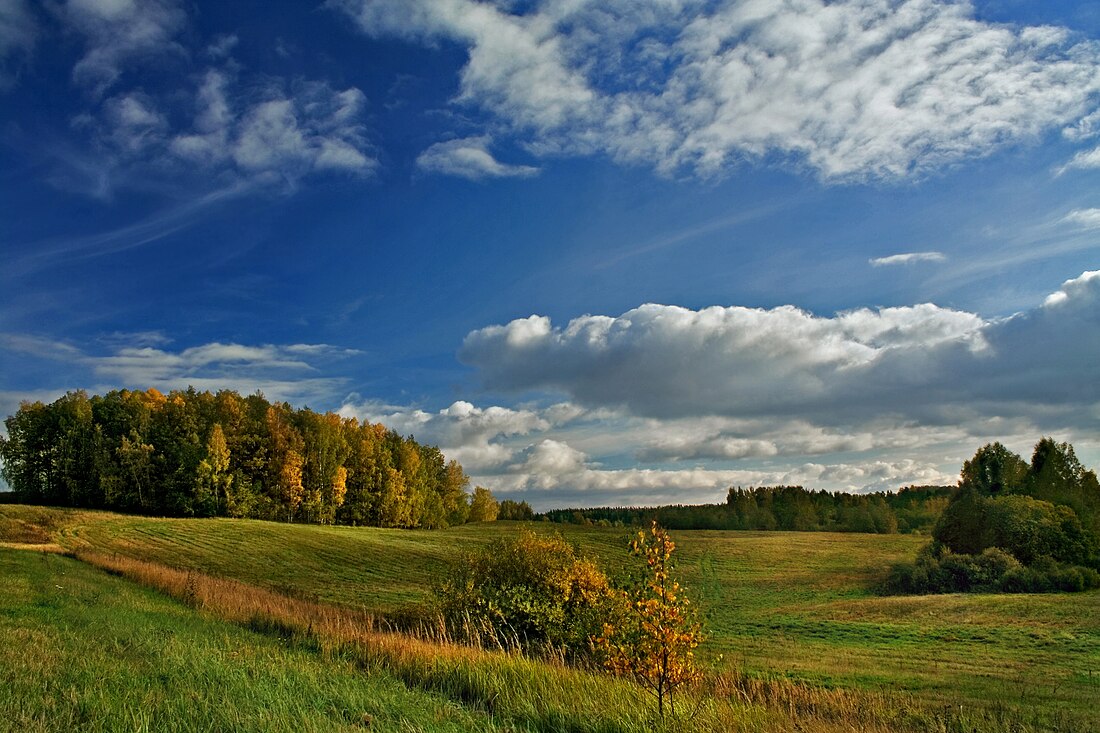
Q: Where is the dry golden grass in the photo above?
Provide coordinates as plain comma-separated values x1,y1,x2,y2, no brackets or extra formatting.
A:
0,541,66,553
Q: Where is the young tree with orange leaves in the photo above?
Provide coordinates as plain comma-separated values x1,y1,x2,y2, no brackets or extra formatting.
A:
595,521,703,718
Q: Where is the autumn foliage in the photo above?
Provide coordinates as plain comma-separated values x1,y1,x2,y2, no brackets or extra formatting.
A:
595,522,703,717
434,530,614,655
0,389,482,529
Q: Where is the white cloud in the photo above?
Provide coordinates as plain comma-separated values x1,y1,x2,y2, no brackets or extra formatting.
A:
205,34,238,60
460,271,1099,431
1056,145,1100,175
416,136,539,179
1063,109,1100,142
481,454,956,506
1042,270,1100,308
51,2,375,197
638,436,778,462
173,76,375,180
806,458,951,492
85,342,357,405
0,333,83,360
519,439,589,476
335,0,1100,181
101,93,169,154
338,398,583,471
59,0,187,95
1062,209,1100,230
336,393,984,504
870,251,946,267
2,335,358,407
335,385,1098,506
84,69,377,189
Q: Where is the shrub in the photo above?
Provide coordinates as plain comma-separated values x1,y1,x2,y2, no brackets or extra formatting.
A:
973,547,1022,584
999,566,1053,593
434,530,615,657
883,544,1027,594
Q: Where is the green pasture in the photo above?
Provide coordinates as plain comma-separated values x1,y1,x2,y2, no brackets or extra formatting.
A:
3,505,1098,728
0,547,503,733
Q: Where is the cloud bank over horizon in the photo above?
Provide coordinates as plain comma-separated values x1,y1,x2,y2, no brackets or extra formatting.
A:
459,272,1099,426
340,271,1100,507
3,273,1097,508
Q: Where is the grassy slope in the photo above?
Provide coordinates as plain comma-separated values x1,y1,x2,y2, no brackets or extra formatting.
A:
0,547,502,733
5,505,1099,726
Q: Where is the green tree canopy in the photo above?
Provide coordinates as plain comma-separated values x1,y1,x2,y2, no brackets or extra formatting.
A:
0,389,484,531
959,442,1028,495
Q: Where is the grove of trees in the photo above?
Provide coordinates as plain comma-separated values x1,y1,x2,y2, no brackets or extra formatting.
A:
0,389,496,529
887,439,1100,593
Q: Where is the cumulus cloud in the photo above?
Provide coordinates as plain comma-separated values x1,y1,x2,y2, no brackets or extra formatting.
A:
460,271,1100,431
416,136,539,179
870,251,946,267
802,458,951,493
461,302,985,421
58,0,187,95
334,393,978,504
519,439,589,476
334,0,1100,180
338,398,584,470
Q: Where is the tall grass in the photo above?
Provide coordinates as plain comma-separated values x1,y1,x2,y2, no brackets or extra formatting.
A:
76,550,1093,732
0,549,504,733
4,505,1098,731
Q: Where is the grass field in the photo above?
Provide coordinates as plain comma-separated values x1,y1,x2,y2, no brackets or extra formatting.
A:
3,504,1098,731
0,547,506,733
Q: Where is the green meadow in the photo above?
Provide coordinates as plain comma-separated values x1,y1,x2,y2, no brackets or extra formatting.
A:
2,504,1098,731
0,548,504,733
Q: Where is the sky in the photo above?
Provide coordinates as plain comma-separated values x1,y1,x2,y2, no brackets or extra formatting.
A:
1,0,1098,509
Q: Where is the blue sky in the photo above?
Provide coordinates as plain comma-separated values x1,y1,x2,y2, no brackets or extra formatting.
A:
1,0,1098,508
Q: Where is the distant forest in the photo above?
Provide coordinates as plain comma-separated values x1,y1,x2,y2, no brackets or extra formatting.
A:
0,389,480,528
544,485,955,534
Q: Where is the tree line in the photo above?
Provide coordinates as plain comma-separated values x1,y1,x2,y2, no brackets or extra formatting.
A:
0,389,500,528
543,484,955,534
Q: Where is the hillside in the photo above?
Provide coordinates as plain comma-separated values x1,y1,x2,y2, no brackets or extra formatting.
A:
0,548,504,733
3,505,1099,731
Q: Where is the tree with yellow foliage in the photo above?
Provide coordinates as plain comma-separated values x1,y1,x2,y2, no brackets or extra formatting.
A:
196,423,232,516
595,521,702,718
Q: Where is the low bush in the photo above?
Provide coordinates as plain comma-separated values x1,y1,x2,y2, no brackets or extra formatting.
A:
883,542,1100,595
434,530,618,658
